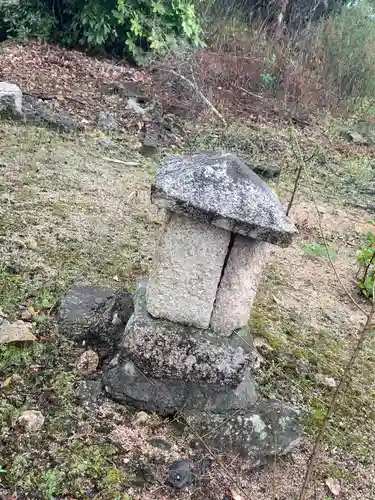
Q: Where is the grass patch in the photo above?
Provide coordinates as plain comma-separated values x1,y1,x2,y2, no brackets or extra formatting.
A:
300,243,337,260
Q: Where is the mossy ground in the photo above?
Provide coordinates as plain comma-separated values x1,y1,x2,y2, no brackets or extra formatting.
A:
0,117,374,498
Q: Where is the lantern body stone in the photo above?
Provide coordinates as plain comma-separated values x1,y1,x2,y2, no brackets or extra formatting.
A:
210,236,271,336
146,212,230,329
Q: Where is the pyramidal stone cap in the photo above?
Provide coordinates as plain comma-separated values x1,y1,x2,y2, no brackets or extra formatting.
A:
151,152,297,247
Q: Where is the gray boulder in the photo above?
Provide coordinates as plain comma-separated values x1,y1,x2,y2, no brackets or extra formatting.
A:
57,285,134,356
185,400,301,463
151,152,296,246
0,82,22,118
22,95,82,132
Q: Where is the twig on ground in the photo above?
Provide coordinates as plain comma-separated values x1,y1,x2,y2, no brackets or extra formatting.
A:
236,86,264,100
101,157,139,166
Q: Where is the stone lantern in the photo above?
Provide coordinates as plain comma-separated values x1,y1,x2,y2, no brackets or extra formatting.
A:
105,152,300,461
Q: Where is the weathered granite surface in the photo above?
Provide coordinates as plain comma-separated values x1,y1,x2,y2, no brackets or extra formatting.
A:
126,279,252,385
210,237,271,336
57,285,134,355
146,212,230,328
103,279,258,414
151,152,297,247
185,400,301,462
103,357,257,416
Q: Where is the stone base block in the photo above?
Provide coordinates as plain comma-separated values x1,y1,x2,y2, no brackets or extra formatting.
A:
103,279,258,415
185,401,301,463
103,357,257,416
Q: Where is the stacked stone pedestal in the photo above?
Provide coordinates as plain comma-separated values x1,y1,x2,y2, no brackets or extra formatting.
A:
104,152,300,461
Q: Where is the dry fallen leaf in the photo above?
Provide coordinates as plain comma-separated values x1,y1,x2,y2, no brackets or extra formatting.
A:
325,477,341,496
27,306,38,316
230,489,243,500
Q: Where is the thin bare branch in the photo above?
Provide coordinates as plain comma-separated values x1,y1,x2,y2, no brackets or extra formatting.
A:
298,301,375,500
102,157,139,166
291,132,368,317
161,68,227,127
290,128,374,499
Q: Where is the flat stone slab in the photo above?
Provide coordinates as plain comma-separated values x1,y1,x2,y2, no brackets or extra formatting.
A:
151,152,297,247
0,320,36,345
210,237,270,336
103,357,257,416
124,280,254,385
185,400,301,463
146,212,230,328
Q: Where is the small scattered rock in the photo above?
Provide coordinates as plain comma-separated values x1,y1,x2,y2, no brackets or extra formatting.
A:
18,410,45,432
76,350,99,374
251,162,281,180
345,131,367,144
126,97,146,115
97,139,117,149
325,477,341,496
167,459,193,489
98,111,118,130
141,122,160,157
148,438,171,450
21,309,32,321
75,379,103,405
315,373,336,389
26,237,38,250
134,411,151,425
0,320,36,345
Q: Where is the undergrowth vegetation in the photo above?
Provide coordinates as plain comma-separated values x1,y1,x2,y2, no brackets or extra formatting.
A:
2,0,375,112
0,0,202,62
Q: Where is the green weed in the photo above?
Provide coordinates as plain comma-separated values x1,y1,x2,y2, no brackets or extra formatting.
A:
300,242,337,260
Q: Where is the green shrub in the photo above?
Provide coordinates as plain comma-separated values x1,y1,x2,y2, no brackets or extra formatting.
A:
357,220,375,299
0,0,202,63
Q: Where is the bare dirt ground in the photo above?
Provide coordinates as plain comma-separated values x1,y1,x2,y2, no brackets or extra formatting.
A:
1,42,375,500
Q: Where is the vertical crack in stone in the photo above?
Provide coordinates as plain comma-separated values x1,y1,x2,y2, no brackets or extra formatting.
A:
210,231,236,325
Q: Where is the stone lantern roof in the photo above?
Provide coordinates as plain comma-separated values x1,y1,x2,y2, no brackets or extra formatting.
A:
151,152,296,247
